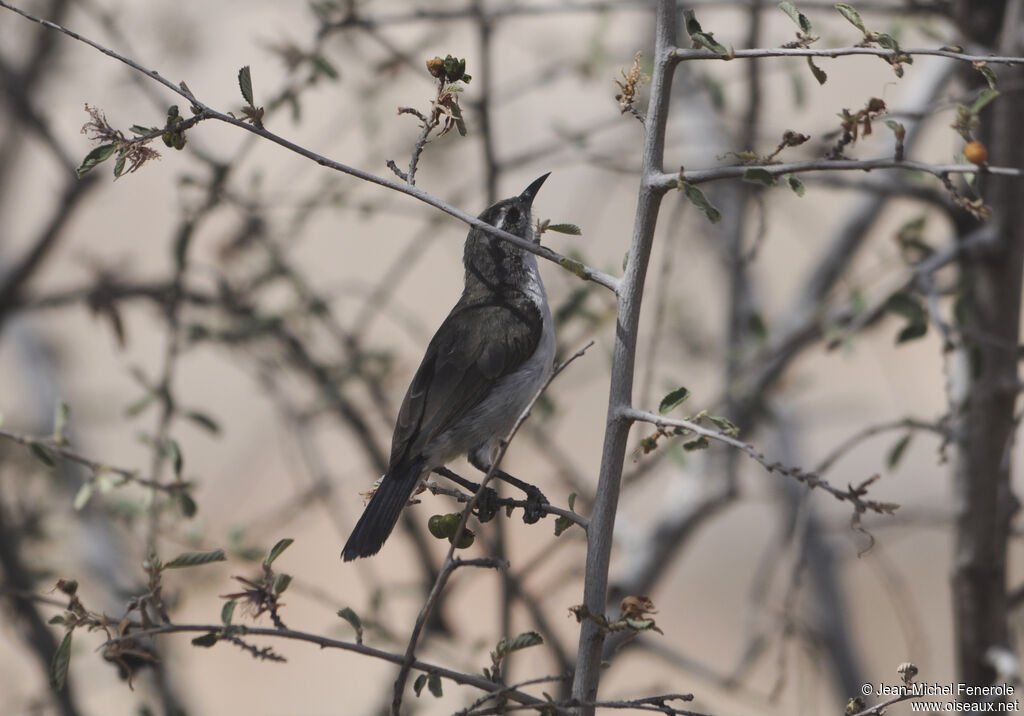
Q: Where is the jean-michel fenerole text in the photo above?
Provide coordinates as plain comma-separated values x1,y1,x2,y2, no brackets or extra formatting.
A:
874,683,1015,698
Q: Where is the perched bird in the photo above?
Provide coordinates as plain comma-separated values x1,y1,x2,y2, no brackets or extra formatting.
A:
342,174,556,561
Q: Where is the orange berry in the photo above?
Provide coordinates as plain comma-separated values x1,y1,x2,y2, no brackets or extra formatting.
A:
964,141,988,164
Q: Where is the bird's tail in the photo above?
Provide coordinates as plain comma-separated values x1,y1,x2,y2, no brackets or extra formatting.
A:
341,459,424,561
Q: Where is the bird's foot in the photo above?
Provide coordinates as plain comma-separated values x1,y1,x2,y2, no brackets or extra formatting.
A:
520,484,549,524
473,485,501,523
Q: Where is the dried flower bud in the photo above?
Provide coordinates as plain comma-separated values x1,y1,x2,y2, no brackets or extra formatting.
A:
897,661,919,684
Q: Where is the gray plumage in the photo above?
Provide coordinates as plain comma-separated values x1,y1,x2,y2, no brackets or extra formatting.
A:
342,174,555,561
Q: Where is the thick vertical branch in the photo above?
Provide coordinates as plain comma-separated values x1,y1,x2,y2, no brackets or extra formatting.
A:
570,1,675,710
951,0,1024,692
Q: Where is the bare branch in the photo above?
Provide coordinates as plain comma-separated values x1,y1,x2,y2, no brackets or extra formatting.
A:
654,158,1024,191
670,45,1024,65
620,408,899,516
0,427,188,493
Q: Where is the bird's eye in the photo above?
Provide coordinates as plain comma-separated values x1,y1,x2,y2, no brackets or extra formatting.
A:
504,207,520,225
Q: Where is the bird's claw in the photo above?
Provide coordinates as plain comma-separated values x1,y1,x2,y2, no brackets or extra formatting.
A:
473,486,501,523
520,485,549,524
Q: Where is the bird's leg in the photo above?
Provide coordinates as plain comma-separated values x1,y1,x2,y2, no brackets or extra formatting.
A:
467,454,549,525
432,466,500,522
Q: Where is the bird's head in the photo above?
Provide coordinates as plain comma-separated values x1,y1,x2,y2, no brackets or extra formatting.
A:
464,173,550,291
476,173,550,243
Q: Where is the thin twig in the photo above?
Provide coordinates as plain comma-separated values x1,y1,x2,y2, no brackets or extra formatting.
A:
620,408,896,513
656,158,1024,191
670,45,1024,65
99,622,547,706
0,427,185,493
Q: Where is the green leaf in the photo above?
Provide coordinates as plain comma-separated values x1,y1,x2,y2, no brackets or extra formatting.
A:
790,69,806,107
554,493,579,537
682,9,704,36
974,63,998,90
73,480,94,511
413,674,428,697
76,143,118,178
238,65,254,107
449,100,467,137
970,88,1000,115
49,615,67,625
681,183,722,224
309,1,335,22
785,174,806,196
896,321,928,344
884,292,925,323
272,573,292,595
496,631,543,657
29,441,57,468
834,3,867,34
885,119,906,137
264,538,294,567
185,410,221,435
778,1,813,34
53,401,70,445
557,256,587,279
113,150,127,178
124,392,156,418
129,124,155,135
221,599,236,626
286,93,302,122
164,548,226,569
742,167,776,186
683,10,729,55
546,223,582,235
337,607,363,644
50,631,72,690
427,673,443,698
191,632,219,648
694,32,729,56
165,438,183,478
173,223,192,273
178,491,198,518
807,57,827,84
683,437,710,451
309,54,339,80
705,414,739,435
659,386,691,414
874,32,900,51
887,433,912,469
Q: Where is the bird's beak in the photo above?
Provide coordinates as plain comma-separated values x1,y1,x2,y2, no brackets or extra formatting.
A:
519,173,550,206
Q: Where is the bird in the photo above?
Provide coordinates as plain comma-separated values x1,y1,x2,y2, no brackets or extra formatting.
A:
342,174,556,561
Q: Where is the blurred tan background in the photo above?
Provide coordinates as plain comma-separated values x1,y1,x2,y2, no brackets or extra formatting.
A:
1,1,1020,715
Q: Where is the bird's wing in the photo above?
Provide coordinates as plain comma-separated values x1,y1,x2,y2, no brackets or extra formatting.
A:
389,297,543,467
